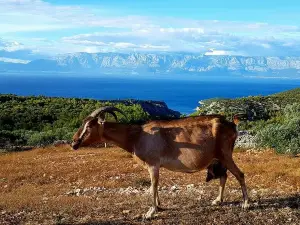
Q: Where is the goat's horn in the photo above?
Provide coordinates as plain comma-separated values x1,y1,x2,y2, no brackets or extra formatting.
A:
90,106,126,121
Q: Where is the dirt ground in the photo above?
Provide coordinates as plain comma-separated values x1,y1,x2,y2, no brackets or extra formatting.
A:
0,146,299,225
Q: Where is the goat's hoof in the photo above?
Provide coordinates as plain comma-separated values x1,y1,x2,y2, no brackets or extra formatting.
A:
143,207,157,219
211,198,222,206
242,201,250,209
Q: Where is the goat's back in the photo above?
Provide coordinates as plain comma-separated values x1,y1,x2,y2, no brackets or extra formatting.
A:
142,115,237,147
137,115,237,172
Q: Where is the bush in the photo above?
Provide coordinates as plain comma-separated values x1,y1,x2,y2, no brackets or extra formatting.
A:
27,131,56,146
27,128,74,146
256,104,300,155
0,95,170,147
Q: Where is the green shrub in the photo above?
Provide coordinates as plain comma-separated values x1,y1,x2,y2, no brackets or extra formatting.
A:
0,95,169,147
283,103,300,120
27,131,56,146
27,128,74,146
256,104,300,155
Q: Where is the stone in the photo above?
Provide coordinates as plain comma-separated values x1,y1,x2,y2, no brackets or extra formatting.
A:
122,210,131,214
171,185,179,192
186,184,195,189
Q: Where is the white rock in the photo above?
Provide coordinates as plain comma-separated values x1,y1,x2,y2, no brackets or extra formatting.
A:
251,189,258,195
186,184,195,189
171,185,179,192
122,210,131,214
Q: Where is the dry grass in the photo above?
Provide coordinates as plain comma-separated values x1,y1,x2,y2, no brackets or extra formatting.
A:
0,146,299,224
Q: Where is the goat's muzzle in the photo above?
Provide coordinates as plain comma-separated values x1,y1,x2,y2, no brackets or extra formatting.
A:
71,140,81,150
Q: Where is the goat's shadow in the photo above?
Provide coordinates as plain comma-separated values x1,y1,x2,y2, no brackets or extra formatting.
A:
249,194,300,210
59,221,134,225
60,223,132,225
206,194,300,211
58,195,300,225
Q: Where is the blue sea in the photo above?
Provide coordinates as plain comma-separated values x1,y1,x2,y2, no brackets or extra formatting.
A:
1,74,300,114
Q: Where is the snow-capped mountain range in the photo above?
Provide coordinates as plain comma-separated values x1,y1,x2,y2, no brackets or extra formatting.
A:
1,52,300,78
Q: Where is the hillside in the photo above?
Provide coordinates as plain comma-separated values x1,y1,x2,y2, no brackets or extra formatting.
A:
196,88,300,119
1,53,300,78
0,146,299,224
0,95,180,149
195,88,300,155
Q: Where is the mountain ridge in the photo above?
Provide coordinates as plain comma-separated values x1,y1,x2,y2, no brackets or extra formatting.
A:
1,52,300,77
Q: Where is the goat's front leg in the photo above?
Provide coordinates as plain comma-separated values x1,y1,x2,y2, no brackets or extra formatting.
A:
212,173,227,205
144,165,160,219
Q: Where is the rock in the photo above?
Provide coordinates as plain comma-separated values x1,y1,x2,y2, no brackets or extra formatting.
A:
83,188,89,194
81,215,91,222
161,186,168,190
53,140,70,146
133,214,141,219
171,185,179,192
122,210,131,214
186,184,195,189
235,131,257,149
251,189,258,196
75,188,82,196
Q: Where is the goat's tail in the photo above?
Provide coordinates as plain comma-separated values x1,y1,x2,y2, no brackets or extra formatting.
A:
206,116,238,182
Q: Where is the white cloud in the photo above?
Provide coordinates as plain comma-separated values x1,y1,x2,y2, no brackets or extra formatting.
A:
61,36,170,52
0,38,24,51
260,43,272,49
140,44,170,50
59,27,300,55
159,28,204,34
0,40,25,52
113,42,137,48
205,49,234,56
0,57,30,64
83,47,102,54
0,0,152,34
1,1,300,56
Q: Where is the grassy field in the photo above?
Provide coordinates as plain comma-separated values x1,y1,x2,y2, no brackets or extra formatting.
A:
0,146,300,225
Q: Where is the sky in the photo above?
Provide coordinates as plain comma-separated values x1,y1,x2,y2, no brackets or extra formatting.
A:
0,0,300,60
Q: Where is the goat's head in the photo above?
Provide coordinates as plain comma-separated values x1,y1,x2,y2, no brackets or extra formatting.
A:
71,106,125,150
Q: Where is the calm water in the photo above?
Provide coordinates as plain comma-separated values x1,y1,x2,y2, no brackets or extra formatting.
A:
1,74,300,114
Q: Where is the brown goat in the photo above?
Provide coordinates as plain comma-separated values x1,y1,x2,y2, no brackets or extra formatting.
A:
71,107,249,219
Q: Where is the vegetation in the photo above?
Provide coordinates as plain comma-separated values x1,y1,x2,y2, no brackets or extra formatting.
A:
196,88,300,155
256,103,300,155
1,88,299,154
0,95,155,148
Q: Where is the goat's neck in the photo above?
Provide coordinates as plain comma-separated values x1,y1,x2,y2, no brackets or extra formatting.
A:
103,122,142,153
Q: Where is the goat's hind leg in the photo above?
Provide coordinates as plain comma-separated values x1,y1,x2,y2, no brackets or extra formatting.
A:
212,173,227,205
221,156,249,209
144,165,160,219
207,160,228,205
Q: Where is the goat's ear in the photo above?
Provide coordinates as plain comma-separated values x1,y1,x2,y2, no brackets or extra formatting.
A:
97,117,105,125
151,127,160,132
